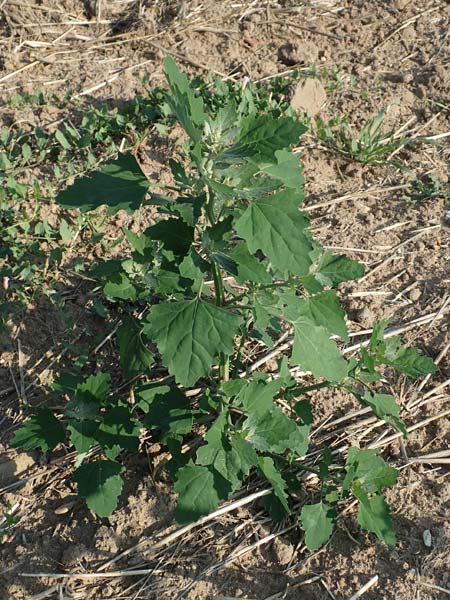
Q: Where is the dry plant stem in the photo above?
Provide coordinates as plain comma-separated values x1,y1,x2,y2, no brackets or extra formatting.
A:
347,575,379,600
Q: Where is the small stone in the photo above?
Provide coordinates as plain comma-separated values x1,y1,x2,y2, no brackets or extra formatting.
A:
356,306,374,325
291,78,327,116
278,41,319,66
408,288,421,302
423,529,433,548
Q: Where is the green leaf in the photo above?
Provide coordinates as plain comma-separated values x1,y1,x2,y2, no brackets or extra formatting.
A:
295,291,349,341
163,57,207,142
73,460,124,518
299,502,335,551
362,392,407,435
227,243,272,285
227,114,307,161
386,346,437,378
235,189,312,276
137,382,193,435
56,153,149,215
103,272,137,301
258,456,290,514
144,298,242,387
261,149,304,189
314,251,365,286
67,421,99,454
292,318,348,381
116,317,153,378
174,464,220,523
237,378,283,416
76,372,111,402
353,485,396,548
97,406,142,454
11,410,65,452
145,218,194,256
244,407,309,456
344,448,398,494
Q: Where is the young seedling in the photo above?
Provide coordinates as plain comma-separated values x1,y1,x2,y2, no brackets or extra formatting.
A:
11,59,436,551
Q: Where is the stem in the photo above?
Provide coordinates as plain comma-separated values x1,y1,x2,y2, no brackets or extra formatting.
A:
211,262,229,381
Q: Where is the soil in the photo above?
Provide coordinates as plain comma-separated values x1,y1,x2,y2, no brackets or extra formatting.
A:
1,1,449,599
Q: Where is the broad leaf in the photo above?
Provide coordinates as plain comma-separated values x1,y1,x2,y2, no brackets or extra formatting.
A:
97,406,142,454
227,242,271,284
314,251,365,286
103,272,137,301
288,290,348,341
144,298,242,387
74,460,124,517
56,153,148,214
237,378,283,416
292,318,348,381
299,502,335,551
244,407,309,456
353,485,396,548
258,456,289,514
117,317,153,378
386,346,437,378
344,448,398,494
11,410,65,452
261,149,304,189
164,56,207,142
174,464,220,523
235,189,312,276
145,218,194,256
226,114,306,162
362,392,407,435
137,382,193,435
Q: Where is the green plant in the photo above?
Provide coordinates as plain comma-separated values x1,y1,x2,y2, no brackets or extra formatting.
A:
10,60,436,551
316,109,408,168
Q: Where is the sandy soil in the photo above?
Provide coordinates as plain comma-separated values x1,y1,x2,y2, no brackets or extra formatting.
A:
1,1,449,599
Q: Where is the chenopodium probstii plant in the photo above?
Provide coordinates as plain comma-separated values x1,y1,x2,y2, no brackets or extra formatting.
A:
12,58,436,550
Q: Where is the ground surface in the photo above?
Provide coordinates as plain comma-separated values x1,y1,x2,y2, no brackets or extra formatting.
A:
0,1,449,599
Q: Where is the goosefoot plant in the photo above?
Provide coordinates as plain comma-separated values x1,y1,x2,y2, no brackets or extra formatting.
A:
12,59,436,551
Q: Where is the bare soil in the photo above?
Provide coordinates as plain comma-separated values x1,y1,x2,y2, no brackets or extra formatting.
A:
1,1,449,599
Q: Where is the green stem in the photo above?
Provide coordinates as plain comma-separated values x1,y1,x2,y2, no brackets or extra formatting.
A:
211,261,229,381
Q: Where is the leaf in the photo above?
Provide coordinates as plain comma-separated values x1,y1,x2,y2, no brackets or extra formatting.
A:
73,460,124,518
67,421,99,454
56,153,149,215
227,243,271,285
258,456,290,514
116,317,153,378
174,464,220,523
353,485,396,549
59,218,72,244
145,218,194,256
136,382,193,435
314,251,365,286
97,406,142,454
76,372,111,402
299,502,335,551
163,57,207,142
244,407,309,456
144,298,242,387
385,346,437,378
344,448,398,494
237,378,283,416
261,149,304,189
103,272,137,301
362,392,407,435
227,114,307,162
11,410,65,452
295,291,349,341
292,318,348,381
235,189,313,276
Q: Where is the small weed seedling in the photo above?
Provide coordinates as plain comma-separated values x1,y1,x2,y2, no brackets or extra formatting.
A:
11,60,436,551
316,109,408,168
